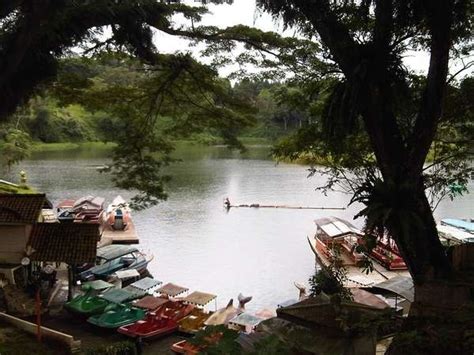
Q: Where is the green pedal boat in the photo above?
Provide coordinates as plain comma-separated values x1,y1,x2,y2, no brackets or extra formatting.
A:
87,303,146,328
64,280,114,316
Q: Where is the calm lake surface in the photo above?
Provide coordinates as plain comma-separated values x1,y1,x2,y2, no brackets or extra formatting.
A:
6,144,474,311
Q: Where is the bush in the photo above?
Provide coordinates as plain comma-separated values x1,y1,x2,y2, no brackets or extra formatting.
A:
83,341,137,355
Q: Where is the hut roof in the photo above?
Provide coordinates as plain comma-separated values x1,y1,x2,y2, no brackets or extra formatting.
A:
28,223,100,264
0,194,45,224
277,295,388,331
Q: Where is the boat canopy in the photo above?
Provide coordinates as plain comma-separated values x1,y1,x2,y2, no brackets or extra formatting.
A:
183,291,217,307
123,285,147,300
372,276,414,302
73,196,105,209
437,225,474,243
157,282,189,297
114,269,140,280
229,313,264,328
128,277,162,292
314,217,363,238
97,245,139,261
441,219,474,234
101,288,136,303
82,280,114,291
57,199,75,209
134,296,169,310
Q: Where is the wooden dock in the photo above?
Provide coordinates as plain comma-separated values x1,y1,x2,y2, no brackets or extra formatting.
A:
100,219,139,244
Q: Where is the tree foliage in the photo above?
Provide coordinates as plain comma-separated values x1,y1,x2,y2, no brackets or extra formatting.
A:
0,127,31,171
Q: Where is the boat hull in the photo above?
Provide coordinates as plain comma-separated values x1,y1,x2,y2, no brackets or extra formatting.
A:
87,305,146,329
64,295,110,317
118,302,194,339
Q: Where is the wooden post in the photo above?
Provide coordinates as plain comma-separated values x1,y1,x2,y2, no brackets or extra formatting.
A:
35,287,41,342
67,265,73,301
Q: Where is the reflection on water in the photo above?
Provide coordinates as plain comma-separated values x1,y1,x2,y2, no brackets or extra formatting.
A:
6,143,474,311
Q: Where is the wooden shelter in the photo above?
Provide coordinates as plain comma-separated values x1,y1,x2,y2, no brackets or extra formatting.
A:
0,194,46,264
27,222,101,299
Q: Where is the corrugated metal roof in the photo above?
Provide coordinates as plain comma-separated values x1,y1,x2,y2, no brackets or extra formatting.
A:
438,224,474,243
373,276,414,302
0,194,45,224
441,219,474,234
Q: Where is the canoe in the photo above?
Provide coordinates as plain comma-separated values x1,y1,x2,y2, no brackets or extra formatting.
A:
118,301,194,339
87,303,146,329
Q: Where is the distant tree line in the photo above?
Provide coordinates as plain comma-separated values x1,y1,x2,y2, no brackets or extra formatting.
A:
1,56,314,146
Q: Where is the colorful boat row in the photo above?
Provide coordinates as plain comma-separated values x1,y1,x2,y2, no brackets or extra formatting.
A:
57,195,130,229
64,277,270,346
308,216,474,288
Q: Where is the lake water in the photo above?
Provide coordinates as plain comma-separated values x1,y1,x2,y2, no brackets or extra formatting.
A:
6,144,474,311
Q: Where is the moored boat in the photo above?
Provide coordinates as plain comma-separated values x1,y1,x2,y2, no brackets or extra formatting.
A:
310,217,366,267
64,280,114,316
117,300,195,339
177,291,217,334
87,303,146,329
78,245,152,282
367,236,407,271
105,195,131,231
308,217,411,287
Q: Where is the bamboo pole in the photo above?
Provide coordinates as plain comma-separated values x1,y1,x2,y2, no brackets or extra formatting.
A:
226,204,346,210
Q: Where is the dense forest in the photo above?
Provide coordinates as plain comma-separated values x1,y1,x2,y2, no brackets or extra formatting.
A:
0,56,309,148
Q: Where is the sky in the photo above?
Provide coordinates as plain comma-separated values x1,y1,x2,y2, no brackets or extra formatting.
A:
152,0,434,77
149,0,474,81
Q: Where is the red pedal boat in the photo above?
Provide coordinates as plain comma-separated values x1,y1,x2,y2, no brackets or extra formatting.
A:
171,333,223,354
118,301,194,339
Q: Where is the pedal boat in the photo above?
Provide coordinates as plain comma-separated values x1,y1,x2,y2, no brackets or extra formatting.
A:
87,303,146,329
64,280,113,317
118,300,194,339
177,291,217,334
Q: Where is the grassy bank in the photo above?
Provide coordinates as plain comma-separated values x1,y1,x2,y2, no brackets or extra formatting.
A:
30,137,273,153
31,141,116,152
